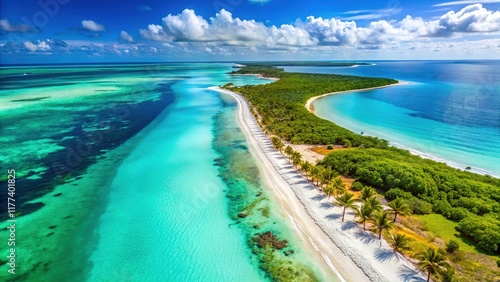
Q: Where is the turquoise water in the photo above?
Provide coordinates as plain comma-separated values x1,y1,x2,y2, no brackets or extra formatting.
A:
285,61,500,177
0,64,329,281
88,71,264,281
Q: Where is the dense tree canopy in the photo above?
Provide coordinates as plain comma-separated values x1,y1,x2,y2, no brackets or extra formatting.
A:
229,66,396,147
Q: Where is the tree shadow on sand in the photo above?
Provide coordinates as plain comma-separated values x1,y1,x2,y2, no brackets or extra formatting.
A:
398,265,426,282
310,194,324,202
320,202,333,209
374,249,397,262
341,221,357,231
325,213,341,220
290,180,310,186
354,231,377,244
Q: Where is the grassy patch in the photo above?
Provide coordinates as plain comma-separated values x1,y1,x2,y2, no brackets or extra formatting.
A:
416,214,476,253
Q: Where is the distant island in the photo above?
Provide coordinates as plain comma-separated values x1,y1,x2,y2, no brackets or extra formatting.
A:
235,61,370,67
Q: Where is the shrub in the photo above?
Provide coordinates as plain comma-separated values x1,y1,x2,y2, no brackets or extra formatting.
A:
327,144,334,150
342,139,352,148
497,259,500,268
407,197,432,214
433,200,452,217
351,181,364,191
449,207,469,221
446,240,460,253
384,188,412,200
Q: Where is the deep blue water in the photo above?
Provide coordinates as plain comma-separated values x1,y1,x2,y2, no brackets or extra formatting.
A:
284,61,500,176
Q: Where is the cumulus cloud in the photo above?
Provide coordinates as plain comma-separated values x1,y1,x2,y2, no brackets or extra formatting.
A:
0,19,36,32
23,40,52,52
120,31,134,42
435,4,500,34
137,5,499,54
81,20,105,32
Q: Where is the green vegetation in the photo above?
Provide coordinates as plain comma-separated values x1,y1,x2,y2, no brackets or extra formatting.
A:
417,214,476,253
417,248,452,282
335,192,357,222
320,148,500,254
391,233,410,253
446,240,460,254
373,211,394,240
238,61,369,67
229,66,397,147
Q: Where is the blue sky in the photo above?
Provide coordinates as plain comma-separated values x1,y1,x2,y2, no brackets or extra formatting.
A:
1,0,500,63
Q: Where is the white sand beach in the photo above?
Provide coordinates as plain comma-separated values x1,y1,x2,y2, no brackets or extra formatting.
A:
209,86,426,282
305,82,408,113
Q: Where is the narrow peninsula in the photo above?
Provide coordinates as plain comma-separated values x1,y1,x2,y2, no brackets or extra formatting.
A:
222,65,500,282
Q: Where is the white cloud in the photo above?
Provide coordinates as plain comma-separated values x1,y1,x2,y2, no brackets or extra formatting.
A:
162,9,209,40
137,5,500,54
81,20,105,32
436,4,500,34
433,0,500,7
120,31,134,42
0,19,35,32
23,40,52,52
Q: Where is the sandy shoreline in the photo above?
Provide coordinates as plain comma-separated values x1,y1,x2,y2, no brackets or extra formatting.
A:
305,82,407,113
209,86,426,282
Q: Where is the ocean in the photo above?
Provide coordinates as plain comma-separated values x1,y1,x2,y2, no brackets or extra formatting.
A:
283,61,500,177
0,64,330,281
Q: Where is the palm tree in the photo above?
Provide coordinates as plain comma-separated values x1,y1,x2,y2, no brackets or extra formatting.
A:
354,203,374,231
322,167,334,188
388,198,411,222
360,186,376,201
271,136,284,153
365,197,383,212
311,166,324,187
324,184,335,199
291,152,302,168
301,160,312,179
331,177,346,197
417,248,452,282
390,233,410,253
335,192,357,222
284,145,294,159
373,211,394,240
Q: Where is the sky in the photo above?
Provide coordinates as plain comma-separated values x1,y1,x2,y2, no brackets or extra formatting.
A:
1,0,500,63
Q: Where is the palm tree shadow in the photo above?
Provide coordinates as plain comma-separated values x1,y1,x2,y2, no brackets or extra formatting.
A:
291,180,310,186
302,184,316,191
374,248,397,262
398,265,426,282
320,202,333,209
354,231,377,244
341,221,357,231
310,194,324,202
325,213,341,220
